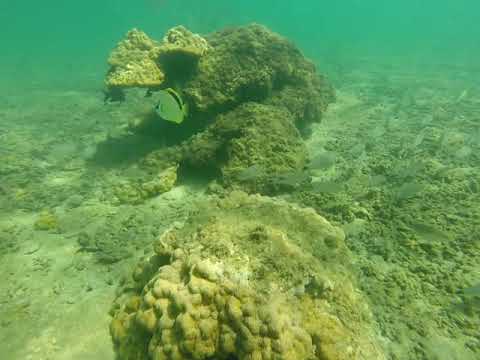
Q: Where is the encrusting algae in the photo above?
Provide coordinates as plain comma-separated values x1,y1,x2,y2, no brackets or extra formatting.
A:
105,26,210,91
106,28,165,89
103,23,335,196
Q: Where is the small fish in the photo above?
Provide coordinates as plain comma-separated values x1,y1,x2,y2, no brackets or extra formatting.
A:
237,165,264,181
154,88,188,124
463,283,480,298
308,151,336,170
450,298,480,313
410,222,451,243
398,162,425,179
396,182,424,200
369,174,387,187
342,218,367,237
274,171,310,188
311,180,343,194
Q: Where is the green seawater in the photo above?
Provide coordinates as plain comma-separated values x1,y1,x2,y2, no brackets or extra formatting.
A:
1,1,479,359
1,1,478,89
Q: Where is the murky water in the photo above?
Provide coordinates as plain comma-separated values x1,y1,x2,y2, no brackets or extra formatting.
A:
1,1,479,359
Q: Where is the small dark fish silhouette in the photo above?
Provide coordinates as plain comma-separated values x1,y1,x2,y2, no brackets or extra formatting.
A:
463,283,480,297
396,182,424,200
273,171,310,188
369,174,387,187
410,222,450,243
311,180,343,194
308,152,336,170
236,165,264,182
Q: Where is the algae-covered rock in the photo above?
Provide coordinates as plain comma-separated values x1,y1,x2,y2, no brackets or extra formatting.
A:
183,24,334,126
159,25,211,59
109,192,385,359
106,29,165,89
113,165,179,204
184,102,307,192
102,24,334,194
141,165,178,197
105,23,333,127
105,27,210,91
156,26,212,87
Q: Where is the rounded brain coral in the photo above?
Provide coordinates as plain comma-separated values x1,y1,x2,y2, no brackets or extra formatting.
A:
109,192,386,360
111,251,315,360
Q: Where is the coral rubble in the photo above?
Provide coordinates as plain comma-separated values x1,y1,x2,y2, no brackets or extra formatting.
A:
113,165,179,204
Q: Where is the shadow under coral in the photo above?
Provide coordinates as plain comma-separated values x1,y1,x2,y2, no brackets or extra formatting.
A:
88,133,162,168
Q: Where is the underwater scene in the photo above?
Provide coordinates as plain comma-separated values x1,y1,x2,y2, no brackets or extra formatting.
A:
1,1,479,359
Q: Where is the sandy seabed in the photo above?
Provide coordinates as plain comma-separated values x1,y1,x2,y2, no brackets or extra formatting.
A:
1,61,479,359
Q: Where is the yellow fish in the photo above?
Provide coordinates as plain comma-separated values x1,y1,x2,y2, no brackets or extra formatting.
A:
154,88,188,124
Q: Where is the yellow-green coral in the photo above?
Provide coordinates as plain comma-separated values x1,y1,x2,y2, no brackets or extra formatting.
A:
159,25,211,58
113,182,144,205
106,57,165,88
109,192,385,359
106,28,164,88
111,247,316,360
105,26,210,90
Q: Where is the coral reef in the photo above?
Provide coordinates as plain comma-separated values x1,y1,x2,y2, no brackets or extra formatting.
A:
106,29,164,89
102,24,334,192
109,192,385,359
183,24,334,128
183,103,307,192
160,25,211,59
105,26,210,91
